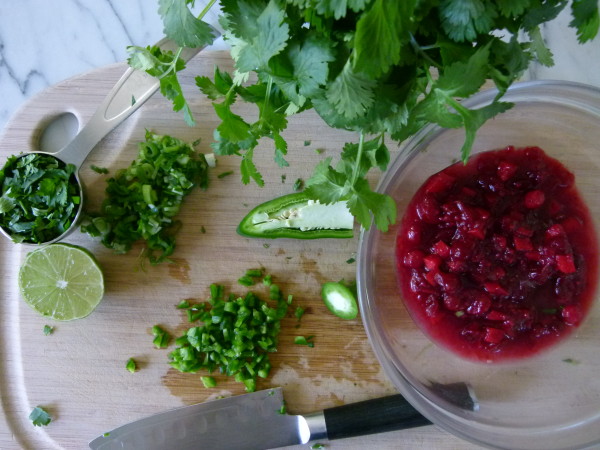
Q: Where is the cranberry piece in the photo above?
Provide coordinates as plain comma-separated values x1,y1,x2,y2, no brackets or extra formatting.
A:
486,310,508,321
403,250,425,269
423,254,442,271
416,195,440,224
443,294,463,311
513,236,533,251
435,272,460,292
484,327,506,344
562,305,583,326
425,172,455,194
492,235,507,251
466,293,492,316
524,190,545,209
484,282,509,296
497,161,518,181
431,240,450,258
546,224,565,238
405,225,421,243
556,254,576,274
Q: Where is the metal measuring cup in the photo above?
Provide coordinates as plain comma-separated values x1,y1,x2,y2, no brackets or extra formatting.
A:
0,36,211,245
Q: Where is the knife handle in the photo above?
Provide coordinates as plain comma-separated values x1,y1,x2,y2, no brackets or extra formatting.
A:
323,394,432,441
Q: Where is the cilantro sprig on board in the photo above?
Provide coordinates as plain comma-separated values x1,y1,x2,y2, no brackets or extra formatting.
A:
134,0,598,232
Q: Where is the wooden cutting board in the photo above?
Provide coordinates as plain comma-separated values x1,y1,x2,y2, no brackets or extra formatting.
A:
0,51,481,449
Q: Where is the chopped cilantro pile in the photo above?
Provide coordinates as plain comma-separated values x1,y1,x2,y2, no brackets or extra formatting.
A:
0,154,80,243
170,275,291,392
81,131,209,264
131,0,598,232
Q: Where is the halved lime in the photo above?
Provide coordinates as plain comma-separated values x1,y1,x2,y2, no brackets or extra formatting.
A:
18,243,104,321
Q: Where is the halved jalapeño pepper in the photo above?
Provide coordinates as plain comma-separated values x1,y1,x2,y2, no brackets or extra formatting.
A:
237,192,354,239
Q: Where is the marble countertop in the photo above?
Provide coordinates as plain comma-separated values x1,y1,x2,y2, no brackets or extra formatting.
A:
1,1,599,133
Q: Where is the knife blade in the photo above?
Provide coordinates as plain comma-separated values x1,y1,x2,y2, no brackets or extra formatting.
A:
89,383,477,449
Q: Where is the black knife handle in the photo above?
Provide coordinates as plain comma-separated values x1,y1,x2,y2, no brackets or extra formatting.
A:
323,394,432,441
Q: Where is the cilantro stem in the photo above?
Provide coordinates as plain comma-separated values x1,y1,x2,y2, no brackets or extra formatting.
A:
409,34,441,69
197,0,217,20
158,47,184,80
350,131,365,187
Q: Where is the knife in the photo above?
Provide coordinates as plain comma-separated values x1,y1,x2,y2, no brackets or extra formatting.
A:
89,383,477,449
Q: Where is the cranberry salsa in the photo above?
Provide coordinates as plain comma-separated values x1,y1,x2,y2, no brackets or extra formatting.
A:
396,146,598,362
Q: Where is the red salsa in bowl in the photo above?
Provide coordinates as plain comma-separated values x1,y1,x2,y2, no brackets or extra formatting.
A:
396,146,599,362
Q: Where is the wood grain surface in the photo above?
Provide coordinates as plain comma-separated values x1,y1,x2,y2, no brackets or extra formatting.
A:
0,51,483,449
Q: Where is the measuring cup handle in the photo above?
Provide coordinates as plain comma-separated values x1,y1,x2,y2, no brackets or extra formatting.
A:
55,35,215,168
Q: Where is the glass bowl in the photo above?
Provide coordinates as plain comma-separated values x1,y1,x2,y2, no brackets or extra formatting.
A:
357,80,600,450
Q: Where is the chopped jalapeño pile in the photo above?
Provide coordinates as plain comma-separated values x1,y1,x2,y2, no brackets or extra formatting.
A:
170,271,294,392
81,131,209,264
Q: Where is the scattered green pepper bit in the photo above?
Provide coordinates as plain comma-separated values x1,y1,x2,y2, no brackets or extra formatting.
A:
295,306,305,322
169,274,291,392
200,225,206,234
29,406,51,426
238,275,255,286
293,178,304,191
303,140,311,146
281,174,287,183
43,325,54,336
126,358,137,373
294,336,315,347
90,165,109,174
217,170,233,179
563,358,581,365
321,281,358,320
201,376,217,388
311,444,326,449
152,325,171,349
177,300,191,309
103,432,111,437
346,257,356,264
278,400,287,415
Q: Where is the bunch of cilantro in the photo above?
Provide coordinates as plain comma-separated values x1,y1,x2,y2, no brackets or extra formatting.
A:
128,0,599,232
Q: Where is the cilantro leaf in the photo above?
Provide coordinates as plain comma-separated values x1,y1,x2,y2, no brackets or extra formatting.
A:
229,0,290,72
305,158,350,203
528,26,554,67
314,0,370,19
439,0,498,42
435,43,492,98
496,0,531,17
353,0,415,78
158,0,216,48
326,60,376,120
570,0,600,43
213,102,253,143
286,34,334,99
347,178,396,232
240,148,265,186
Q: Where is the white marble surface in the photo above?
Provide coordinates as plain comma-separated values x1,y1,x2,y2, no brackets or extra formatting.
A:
0,1,599,133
